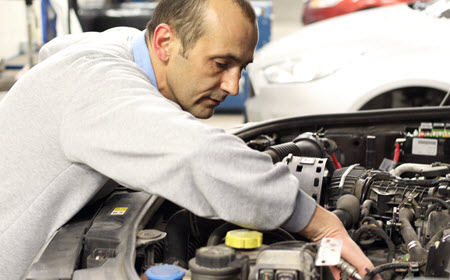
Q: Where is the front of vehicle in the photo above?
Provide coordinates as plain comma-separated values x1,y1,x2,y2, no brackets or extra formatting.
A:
245,0,450,122
24,107,450,280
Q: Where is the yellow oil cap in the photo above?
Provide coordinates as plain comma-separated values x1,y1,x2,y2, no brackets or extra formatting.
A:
225,229,262,249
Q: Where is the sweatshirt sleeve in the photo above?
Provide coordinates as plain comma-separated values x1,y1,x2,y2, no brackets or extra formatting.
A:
59,55,316,231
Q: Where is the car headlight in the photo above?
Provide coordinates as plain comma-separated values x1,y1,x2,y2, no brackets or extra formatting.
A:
263,58,339,84
307,0,344,9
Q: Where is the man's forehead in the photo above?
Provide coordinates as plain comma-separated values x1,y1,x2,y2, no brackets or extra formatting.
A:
188,0,257,63
202,6,257,45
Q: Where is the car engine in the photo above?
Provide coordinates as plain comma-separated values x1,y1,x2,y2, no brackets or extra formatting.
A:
25,108,450,280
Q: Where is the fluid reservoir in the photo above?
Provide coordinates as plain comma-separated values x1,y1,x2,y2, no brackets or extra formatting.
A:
189,245,248,280
145,264,185,280
224,229,265,266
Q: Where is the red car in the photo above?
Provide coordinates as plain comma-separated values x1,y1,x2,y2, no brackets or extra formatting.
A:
302,0,418,24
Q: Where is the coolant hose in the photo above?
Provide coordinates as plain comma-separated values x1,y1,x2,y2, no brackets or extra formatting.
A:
352,226,395,263
390,163,450,177
398,207,427,262
390,163,430,177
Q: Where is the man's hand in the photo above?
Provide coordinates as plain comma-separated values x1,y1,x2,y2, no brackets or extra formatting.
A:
299,205,380,280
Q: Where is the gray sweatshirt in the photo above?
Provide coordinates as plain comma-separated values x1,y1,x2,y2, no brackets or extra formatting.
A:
0,27,316,279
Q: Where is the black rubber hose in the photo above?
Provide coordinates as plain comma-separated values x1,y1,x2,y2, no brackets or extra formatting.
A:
163,210,191,268
422,197,450,211
207,222,240,246
264,143,302,163
363,263,410,280
352,226,395,263
263,136,326,164
336,194,361,226
425,203,440,218
398,207,427,262
333,209,353,229
361,200,376,218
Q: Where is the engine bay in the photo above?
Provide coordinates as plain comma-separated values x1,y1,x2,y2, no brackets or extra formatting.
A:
25,108,450,280
136,108,450,280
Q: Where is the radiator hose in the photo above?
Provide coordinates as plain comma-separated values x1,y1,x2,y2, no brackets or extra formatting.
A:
398,207,427,262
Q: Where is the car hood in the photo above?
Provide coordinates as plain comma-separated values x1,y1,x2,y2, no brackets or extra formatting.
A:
251,3,450,69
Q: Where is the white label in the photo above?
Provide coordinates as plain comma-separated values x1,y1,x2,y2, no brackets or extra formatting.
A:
300,157,315,165
315,238,343,266
412,138,438,156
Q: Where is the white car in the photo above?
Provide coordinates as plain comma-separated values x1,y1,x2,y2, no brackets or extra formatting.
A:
245,0,450,122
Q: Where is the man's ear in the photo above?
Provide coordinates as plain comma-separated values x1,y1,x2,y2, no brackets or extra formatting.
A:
152,24,174,62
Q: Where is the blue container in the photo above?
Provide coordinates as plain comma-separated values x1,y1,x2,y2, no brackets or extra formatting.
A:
145,264,185,280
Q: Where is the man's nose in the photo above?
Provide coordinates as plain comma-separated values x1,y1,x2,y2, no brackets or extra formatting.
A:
220,68,240,96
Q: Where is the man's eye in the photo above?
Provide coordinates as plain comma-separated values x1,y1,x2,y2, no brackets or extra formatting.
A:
215,61,227,69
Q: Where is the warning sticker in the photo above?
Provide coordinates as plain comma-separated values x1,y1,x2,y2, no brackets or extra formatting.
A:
111,207,128,215
412,138,438,156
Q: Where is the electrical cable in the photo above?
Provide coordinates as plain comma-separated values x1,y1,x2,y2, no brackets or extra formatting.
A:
393,143,401,163
331,153,342,169
363,263,411,280
352,226,395,263
360,216,379,226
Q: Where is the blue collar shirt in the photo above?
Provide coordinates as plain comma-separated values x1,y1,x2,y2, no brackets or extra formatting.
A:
132,30,159,90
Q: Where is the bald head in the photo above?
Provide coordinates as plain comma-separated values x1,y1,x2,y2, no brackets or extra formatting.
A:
146,0,257,58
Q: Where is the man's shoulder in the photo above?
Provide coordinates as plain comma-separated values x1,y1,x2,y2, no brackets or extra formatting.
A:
39,27,141,63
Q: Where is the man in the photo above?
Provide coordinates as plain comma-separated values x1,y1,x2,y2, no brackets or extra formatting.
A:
0,0,376,279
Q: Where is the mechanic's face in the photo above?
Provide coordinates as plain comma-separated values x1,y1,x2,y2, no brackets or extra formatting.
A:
165,1,258,119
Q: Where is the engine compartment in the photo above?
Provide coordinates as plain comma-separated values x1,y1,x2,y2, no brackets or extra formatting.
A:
134,110,450,279
25,108,450,280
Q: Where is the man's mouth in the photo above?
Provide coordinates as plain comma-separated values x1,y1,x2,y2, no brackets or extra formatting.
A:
207,97,223,106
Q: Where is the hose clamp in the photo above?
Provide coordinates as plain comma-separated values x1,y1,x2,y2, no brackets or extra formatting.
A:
407,240,419,250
